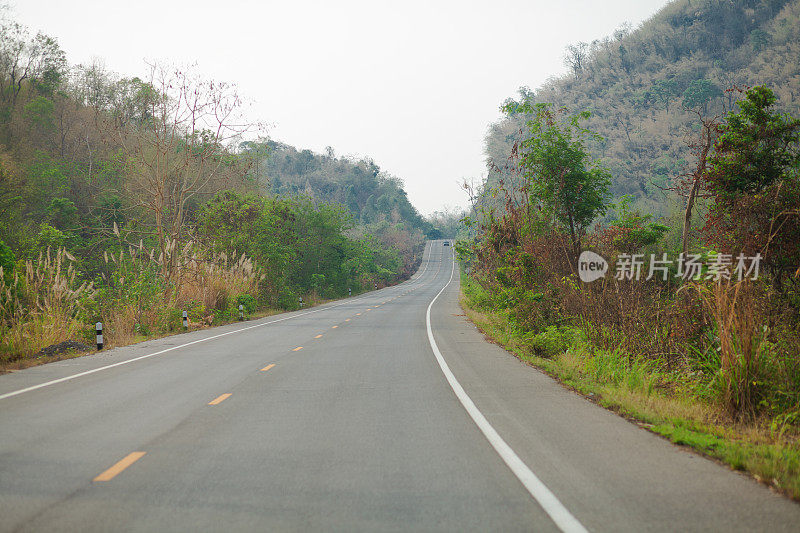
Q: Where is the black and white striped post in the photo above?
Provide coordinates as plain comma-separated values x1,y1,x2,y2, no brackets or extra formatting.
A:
182,310,188,329
374,282,378,290
348,287,351,297
239,304,244,320
95,322,104,350
299,296,304,308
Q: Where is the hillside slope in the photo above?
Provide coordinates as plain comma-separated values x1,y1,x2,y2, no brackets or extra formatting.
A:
248,140,432,236
485,0,800,215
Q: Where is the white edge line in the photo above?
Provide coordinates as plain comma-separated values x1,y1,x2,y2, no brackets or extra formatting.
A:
425,253,588,533
0,280,406,402
0,241,439,402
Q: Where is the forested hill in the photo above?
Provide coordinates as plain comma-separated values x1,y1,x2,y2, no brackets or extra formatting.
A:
248,140,432,235
486,0,800,215
0,10,433,361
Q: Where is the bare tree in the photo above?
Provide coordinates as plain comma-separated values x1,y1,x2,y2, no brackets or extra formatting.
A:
564,42,589,79
0,18,66,105
677,110,720,256
104,63,262,285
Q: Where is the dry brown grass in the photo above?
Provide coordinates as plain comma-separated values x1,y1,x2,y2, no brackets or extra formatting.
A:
0,248,95,362
694,280,767,418
177,249,260,312
95,239,262,345
1,240,263,360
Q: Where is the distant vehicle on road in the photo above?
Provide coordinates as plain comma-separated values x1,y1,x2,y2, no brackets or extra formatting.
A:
443,241,450,246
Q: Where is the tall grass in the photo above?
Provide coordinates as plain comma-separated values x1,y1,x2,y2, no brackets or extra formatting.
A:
0,248,96,361
695,280,767,418
178,249,260,314
0,241,262,363
97,239,261,345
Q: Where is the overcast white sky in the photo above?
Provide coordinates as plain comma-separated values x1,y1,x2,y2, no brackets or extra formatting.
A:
12,0,669,215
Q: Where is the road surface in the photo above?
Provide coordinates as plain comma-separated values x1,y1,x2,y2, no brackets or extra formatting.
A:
1,241,798,532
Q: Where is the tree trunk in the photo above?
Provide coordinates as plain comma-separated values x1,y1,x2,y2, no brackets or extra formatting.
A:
682,177,701,256
567,208,580,265
682,120,715,256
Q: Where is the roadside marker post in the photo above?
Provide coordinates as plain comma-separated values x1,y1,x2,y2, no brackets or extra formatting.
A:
239,304,244,321
299,297,304,308
96,322,104,350
348,287,351,297
374,282,378,290
182,310,188,329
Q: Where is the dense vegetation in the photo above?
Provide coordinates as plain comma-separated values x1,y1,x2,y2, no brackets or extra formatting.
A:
247,140,438,273
463,0,800,498
256,140,432,233
0,12,423,363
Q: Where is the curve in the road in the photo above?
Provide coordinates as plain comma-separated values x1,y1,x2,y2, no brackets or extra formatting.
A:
426,257,587,533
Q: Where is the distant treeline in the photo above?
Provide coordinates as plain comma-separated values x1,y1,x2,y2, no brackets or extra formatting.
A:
252,141,431,230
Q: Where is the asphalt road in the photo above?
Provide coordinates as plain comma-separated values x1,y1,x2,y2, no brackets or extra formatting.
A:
1,240,799,532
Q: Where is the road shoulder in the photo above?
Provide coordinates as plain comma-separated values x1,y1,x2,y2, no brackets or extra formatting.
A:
428,267,800,532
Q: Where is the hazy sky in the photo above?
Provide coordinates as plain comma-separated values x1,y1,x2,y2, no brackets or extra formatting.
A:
11,0,669,215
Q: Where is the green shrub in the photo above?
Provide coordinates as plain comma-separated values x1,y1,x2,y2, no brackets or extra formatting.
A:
235,293,257,314
277,288,300,310
0,240,14,283
164,308,183,332
187,302,206,322
527,325,585,358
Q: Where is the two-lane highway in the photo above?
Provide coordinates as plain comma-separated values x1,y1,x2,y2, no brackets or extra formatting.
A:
1,241,799,531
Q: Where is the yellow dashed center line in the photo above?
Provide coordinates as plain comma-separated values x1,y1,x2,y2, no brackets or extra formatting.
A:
314,334,323,338
293,346,303,352
332,325,338,329
345,319,351,322
209,393,232,405
356,313,361,316
260,364,275,372
94,452,146,482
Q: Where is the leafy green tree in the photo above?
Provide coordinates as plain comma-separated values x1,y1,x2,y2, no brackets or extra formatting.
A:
0,153,23,247
651,79,678,112
749,29,770,52
682,80,722,114
47,197,77,229
199,191,296,297
26,150,68,207
0,20,67,105
199,191,406,303
707,86,800,196
704,86,800,281
109,76,158,127
35,223,66,249
501,102,612,260
23,96,55,133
